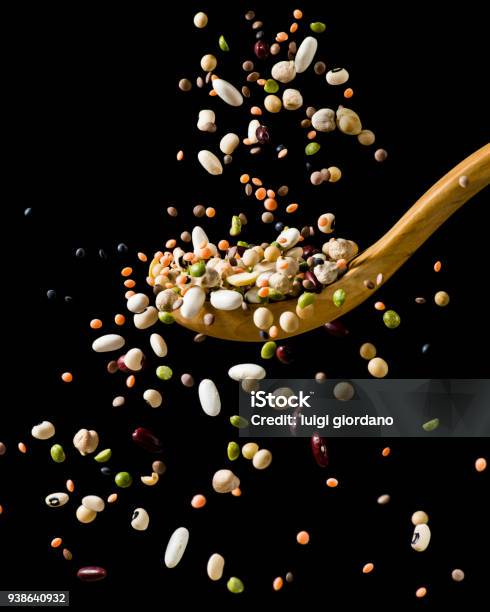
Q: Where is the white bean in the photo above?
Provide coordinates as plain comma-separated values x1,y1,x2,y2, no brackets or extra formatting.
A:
252,449,273,470
248,119,260,144
76,505,97,524
191,226,209,251
294,36,318,73
279,311,299,333
81,495,105,513
197,109,215,131
127,293,149,313
198,379,221,416
150,333,167,357
210,289,243,311
220,133,239,155
212,469,240,493
164,527,190,568
134,307,158,330
124,348,144,371
212,79,243,106
31,420,55,440
198,150,223,175
207,553,225,581
228,364,266,381
143,389,163,408
253,307,274,330
180,286,206,319
92,334,125,353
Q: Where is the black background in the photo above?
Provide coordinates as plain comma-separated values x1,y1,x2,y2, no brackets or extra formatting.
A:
2,0,489,609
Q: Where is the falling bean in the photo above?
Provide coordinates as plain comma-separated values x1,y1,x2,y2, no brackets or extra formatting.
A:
77,566,107,582
230,415,249,429
131,427,163,453
305,142,321,155
311,433,328,467
227,442,240,461
94,449,112,463
422,418,440,432
230,215,242,237
264,79,279,93
261,341,277,359
50,444,66,463
227,577,245,594
219,35,230,51
115,472,133,488
333,288,346,307
383,310,401,328
310,22,326,33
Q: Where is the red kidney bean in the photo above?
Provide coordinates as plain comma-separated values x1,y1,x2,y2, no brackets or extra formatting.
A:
117,354,146,373
256,125,271,144
311,432,328,467
324,319,349,337
117,355,131,372
276,345,294,364
254,40,269,59
77,566,107,582
305,271,322,293
131,427,163,453
301,245,320,259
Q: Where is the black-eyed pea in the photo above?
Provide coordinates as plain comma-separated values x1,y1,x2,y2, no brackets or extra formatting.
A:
131,507,150,531
411,523,431,552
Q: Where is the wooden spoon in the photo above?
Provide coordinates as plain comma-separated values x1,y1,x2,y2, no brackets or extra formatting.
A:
166,143,490,342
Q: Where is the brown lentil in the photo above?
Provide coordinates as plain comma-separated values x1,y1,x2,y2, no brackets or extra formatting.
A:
178,78,192,92
314,61,326,75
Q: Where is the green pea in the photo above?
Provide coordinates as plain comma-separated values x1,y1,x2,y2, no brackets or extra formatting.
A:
94,448,112,463
227,441,240,461
230,215,242,237
189,261,206,277
422,418,440,432
237,241,249,247
310,22,326,33
50,444,65,463
298,292,316,309
227,577,244,594
230,415,249,429
115,471,133,488
156,365,173,380
219,35,230,51
305,142,321,156
159,311,175,324
261,341,277,359
270,241,281,249
264,79,279,93
333,288,346,307
383,310,401,329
